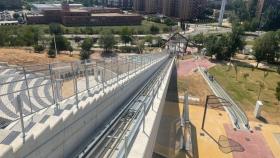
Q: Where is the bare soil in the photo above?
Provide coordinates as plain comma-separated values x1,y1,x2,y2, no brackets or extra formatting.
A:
0,48,79,66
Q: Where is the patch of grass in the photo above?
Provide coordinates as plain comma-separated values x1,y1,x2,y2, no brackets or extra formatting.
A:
1,20,169,35
209,64,280,124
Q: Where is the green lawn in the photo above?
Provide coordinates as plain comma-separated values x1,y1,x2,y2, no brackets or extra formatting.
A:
0,20,169,35
209,64,280,124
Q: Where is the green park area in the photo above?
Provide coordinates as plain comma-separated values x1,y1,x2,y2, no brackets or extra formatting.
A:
0,20,169,36
209,64,280,124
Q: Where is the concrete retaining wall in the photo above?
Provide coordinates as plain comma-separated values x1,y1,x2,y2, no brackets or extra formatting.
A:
128,57,175,158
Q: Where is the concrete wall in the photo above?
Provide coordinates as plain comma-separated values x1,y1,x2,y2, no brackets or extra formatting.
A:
128,57,175,158
0,55,169,158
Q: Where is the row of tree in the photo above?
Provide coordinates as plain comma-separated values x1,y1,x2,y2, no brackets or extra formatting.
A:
192,23,245,61
253,30,280,66
229,0,280,31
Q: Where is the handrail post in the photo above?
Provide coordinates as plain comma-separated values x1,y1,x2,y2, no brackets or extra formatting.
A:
71,63,79,109
117,57,119,86
49,64,59,110
84,61,90,94
102,60,105,93
124,135,128,158
22,67,32,113
16,95,25,144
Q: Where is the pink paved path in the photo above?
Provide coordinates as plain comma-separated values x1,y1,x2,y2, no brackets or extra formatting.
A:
178,58,215,77
224,124,275,158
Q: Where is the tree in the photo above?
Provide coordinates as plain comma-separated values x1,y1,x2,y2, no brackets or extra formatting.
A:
80,50,91,60
99,31,116,53
253,32,279,66
150,25,160,34
231,0,250,21
262,4,280,31
164,18,176,26
80,38,93,60
192,33,205,54
50,35,71,52
276,82,280,112
204,35,225,60
81,38,93,51
49,23,63,35
136,40,145,54
120,27,132,46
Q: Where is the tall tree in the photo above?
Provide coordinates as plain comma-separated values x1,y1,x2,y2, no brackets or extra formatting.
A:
80,38,93,60
49,23,63,35
99,31,116,53
253,32,279,66
120,27,132,46
50,35,71,52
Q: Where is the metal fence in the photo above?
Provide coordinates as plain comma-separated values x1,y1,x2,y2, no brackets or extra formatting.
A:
0,53,167,128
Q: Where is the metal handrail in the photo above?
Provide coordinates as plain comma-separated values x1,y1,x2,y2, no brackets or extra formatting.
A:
0,53,168,127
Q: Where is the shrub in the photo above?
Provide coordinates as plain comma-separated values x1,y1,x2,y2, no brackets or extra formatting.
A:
80,50,91,60
34,45,45,53
48,49,56,58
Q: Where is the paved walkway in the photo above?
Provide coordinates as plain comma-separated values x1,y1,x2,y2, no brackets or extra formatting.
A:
189,105,280,158
177,58,215,77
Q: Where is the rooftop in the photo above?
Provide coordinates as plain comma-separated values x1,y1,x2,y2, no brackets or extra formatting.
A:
91,13,139,17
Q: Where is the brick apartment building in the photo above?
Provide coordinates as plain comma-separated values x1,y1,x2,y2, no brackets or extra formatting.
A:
26,2,142,26
133,0,206,20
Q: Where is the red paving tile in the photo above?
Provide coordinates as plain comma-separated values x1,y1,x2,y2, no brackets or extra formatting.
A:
224,124,275,158
178,58,215,77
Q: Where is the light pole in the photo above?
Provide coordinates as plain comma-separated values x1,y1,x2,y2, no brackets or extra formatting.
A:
53,35,58,57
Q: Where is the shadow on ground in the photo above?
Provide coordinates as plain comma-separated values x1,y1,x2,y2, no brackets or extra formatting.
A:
153,64,198,158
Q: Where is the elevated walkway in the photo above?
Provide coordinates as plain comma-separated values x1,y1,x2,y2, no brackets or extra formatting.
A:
0,52,170,158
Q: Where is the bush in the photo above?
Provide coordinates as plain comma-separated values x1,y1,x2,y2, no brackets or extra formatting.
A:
164,18,176,26
119,46,138,53
162,27,170,33
34,45,45,53
80,50,91,60
48,49,56,58
150,25,160,34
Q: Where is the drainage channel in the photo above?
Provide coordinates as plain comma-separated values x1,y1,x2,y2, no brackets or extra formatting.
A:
76,57,173,158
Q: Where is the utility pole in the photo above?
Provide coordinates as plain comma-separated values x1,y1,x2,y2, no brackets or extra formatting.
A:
218,0,227,26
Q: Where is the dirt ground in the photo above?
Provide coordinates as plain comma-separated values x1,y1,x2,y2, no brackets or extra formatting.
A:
0,48,81,66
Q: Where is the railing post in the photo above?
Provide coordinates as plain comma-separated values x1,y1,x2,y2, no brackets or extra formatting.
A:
117,57,119,86
22,67,32,113
110,57,113,85
127,57,130,79
71,63,79,109
102,60,105,93
124,135,128,158
16,95,25,144
49,64,58,110
142,100,147,133
84,61,90,94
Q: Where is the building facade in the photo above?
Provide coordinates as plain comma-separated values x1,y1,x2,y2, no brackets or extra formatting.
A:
133,0,206,20
27,3,142,26
0,0,22,10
